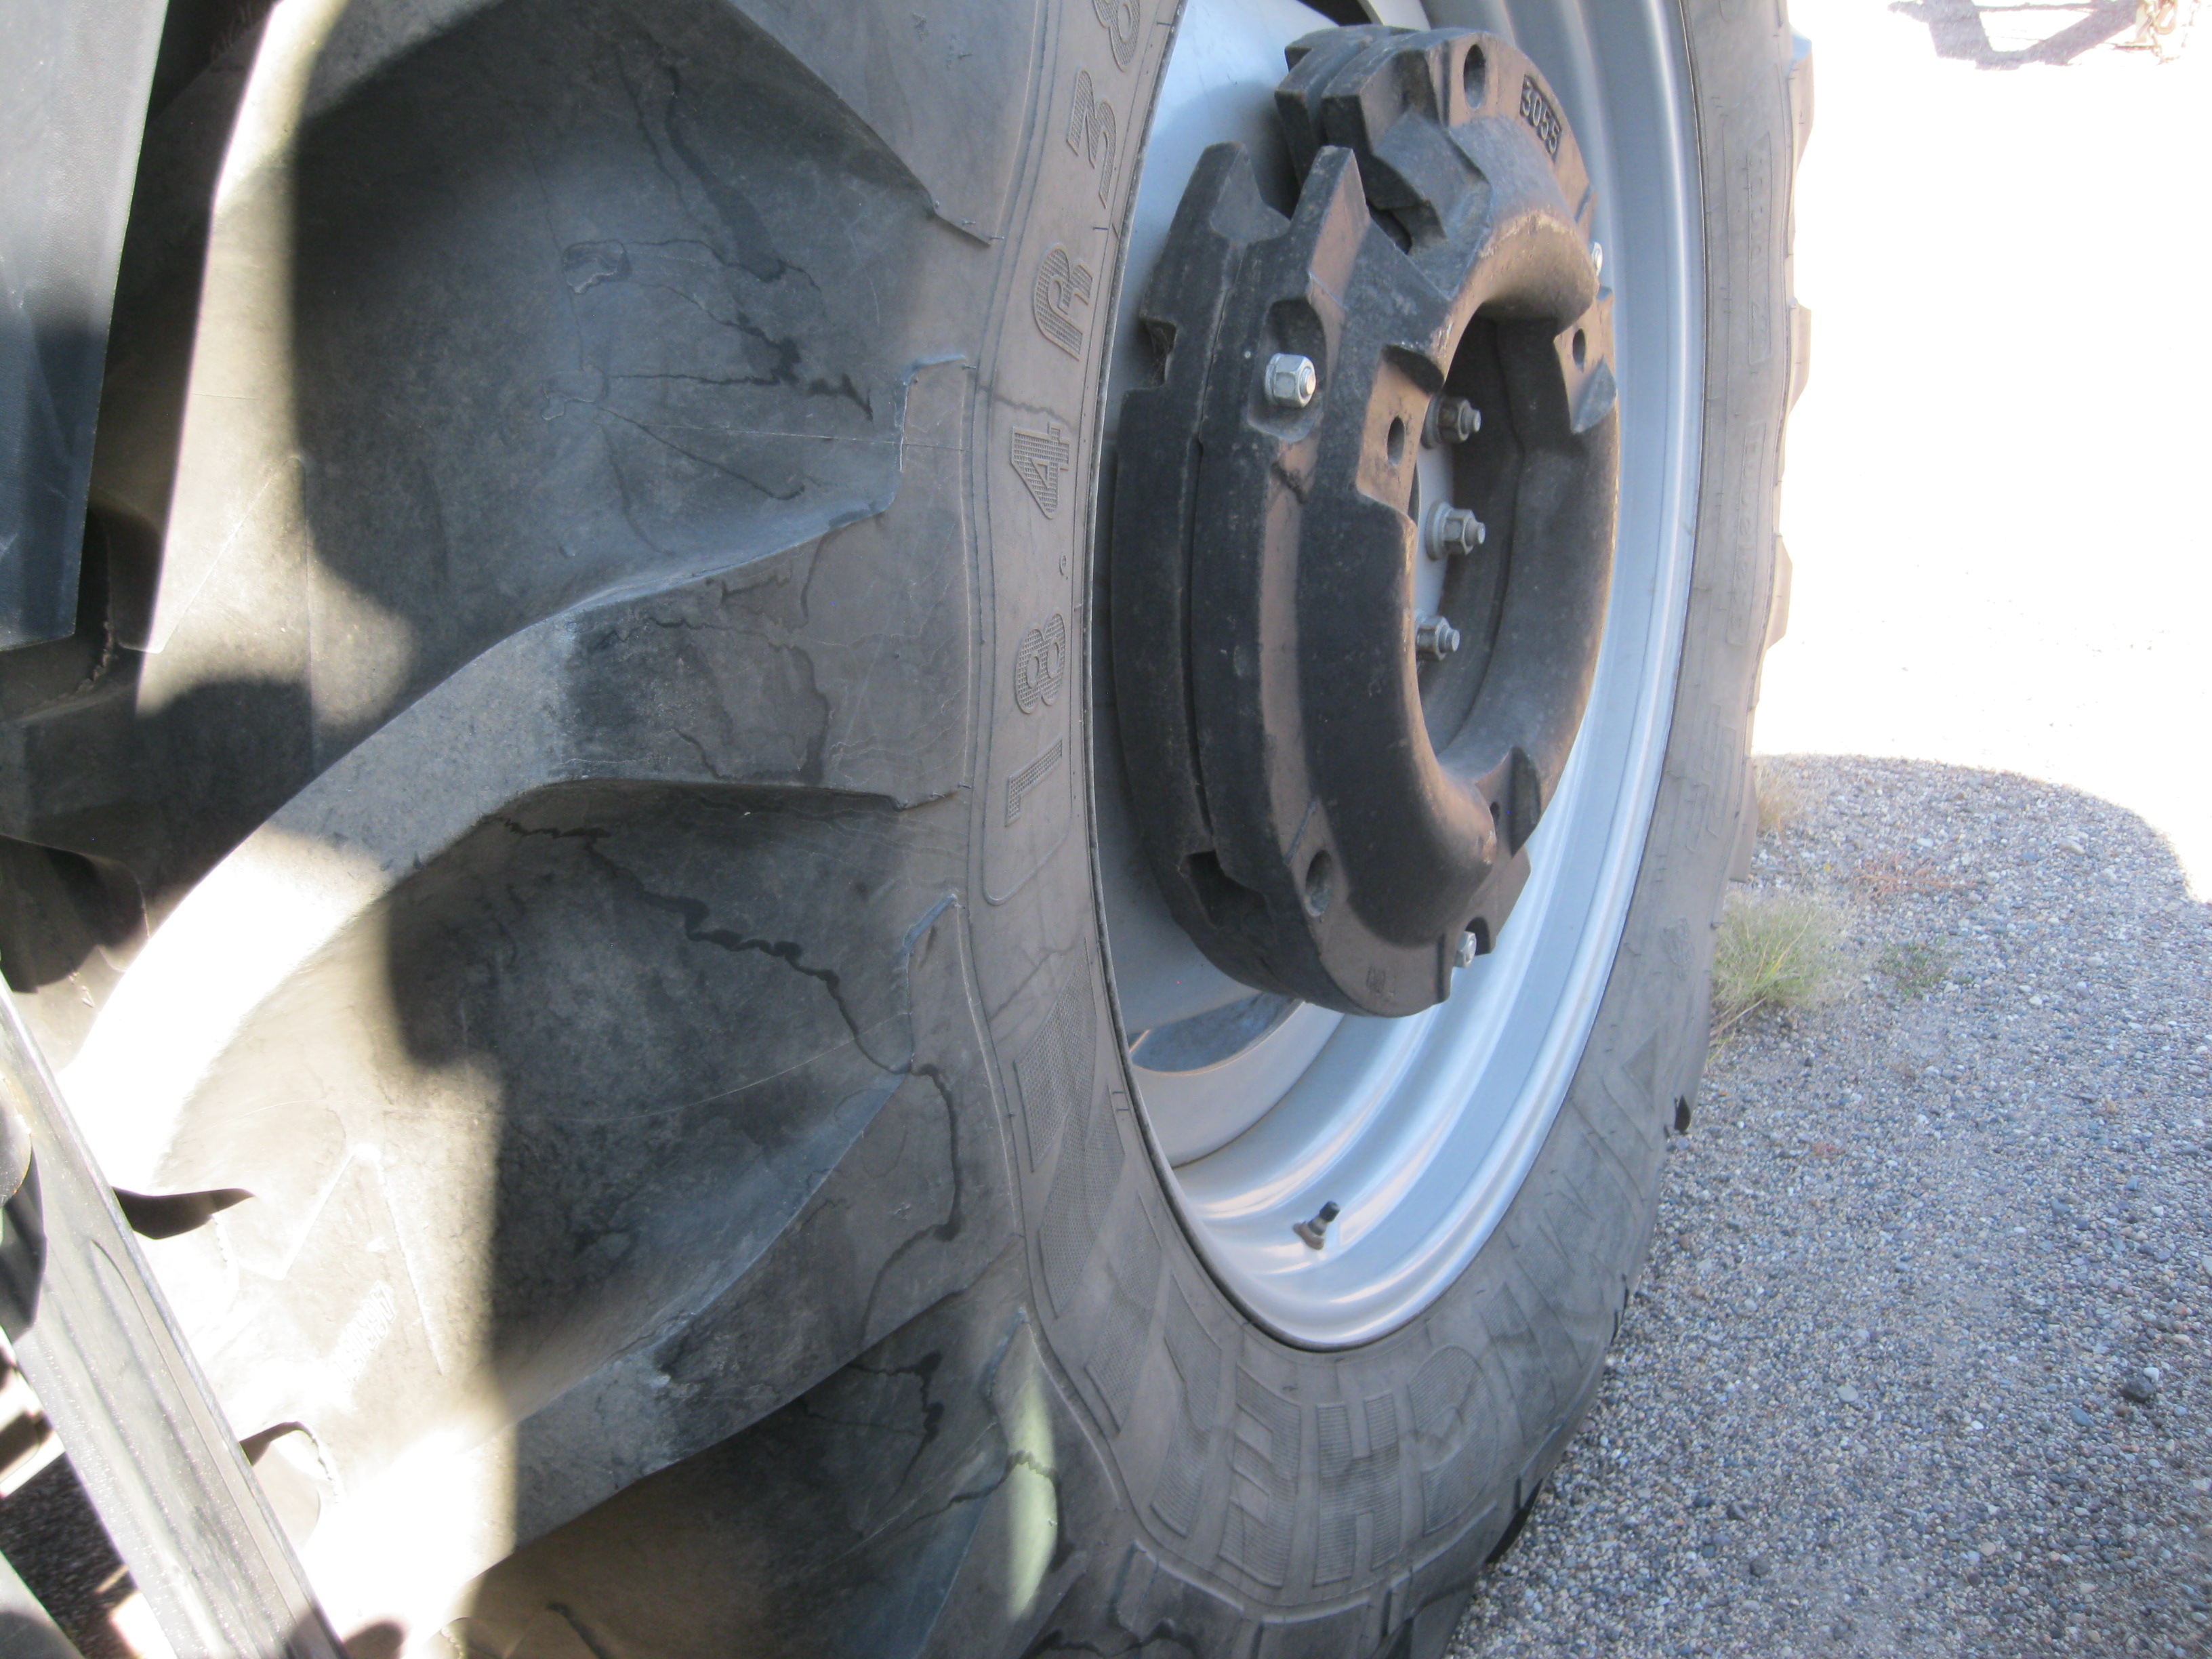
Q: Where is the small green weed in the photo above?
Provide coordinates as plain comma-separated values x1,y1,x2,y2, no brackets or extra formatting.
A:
1711,890,1849,1039
1877,939,1950,998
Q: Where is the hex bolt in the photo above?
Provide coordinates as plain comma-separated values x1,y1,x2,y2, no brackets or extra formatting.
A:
1425,506,1486,561
1425,395,1481,447
1292,1201,1342,1249
1414,613,1461,661
1454,930,1479,968
1264,352,1319,409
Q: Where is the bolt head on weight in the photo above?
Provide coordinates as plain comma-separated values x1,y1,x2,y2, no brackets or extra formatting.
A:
1414,613,1461,661
1425,505,1486,560
1264,352,1318,409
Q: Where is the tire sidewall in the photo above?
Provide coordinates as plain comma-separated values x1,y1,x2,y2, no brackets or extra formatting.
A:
958,0,1794,1649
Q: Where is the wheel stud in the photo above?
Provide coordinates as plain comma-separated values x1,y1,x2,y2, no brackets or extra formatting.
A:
1414,613,1460,661
1264,352,1319,409
1425,506,1486,560
1292,1201,1341,1249
1425,395,1481,446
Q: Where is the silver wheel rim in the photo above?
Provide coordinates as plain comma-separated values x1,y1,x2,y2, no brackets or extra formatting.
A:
1094,0,1703,1347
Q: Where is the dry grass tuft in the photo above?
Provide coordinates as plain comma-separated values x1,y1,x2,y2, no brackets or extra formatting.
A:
1753,760,1808,838
1711,890,1849,1039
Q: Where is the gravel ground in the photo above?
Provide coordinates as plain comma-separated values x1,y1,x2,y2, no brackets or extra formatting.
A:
1449,754,2212,1659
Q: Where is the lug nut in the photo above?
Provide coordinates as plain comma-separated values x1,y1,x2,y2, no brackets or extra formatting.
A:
1454,930,1479,968
1264,352,1318,409
1425,505,1486,560
1425,395,1481,446
1414,613,1460,661
1293,1201,1341,1249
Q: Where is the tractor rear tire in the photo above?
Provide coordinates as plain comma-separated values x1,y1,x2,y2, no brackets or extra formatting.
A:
13,0,1808,1653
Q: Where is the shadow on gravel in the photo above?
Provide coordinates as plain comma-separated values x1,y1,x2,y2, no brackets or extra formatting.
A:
1452,756,2212,1659
1891,0,2143,66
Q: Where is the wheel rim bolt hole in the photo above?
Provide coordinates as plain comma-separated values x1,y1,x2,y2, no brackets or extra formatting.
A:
1303,848,1335,916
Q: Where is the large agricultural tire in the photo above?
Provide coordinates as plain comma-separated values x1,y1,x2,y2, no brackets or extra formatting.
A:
1,0,1807,1654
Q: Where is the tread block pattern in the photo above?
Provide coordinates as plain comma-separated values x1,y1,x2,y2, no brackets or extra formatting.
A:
724,0,1044,243
1039,1087,1126,1313
1786,300,1814,411
1107,1538,1166,1641
1149,1287,1222,1538
1766,536,1793,649
1408,1347,1483,1536
1315,1395,1400,1584
1083,1202,1164,1429
1016,965,1095,1170
1787,33,1817,168
1222,1369,1301,1588
1110,1537,1249,1650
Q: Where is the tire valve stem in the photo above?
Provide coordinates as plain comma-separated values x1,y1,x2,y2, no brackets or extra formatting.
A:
1293,1202,1342,1250
1414,613,1461,661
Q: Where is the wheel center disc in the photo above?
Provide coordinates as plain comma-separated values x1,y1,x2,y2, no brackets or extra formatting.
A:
1092,0,1704,1347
